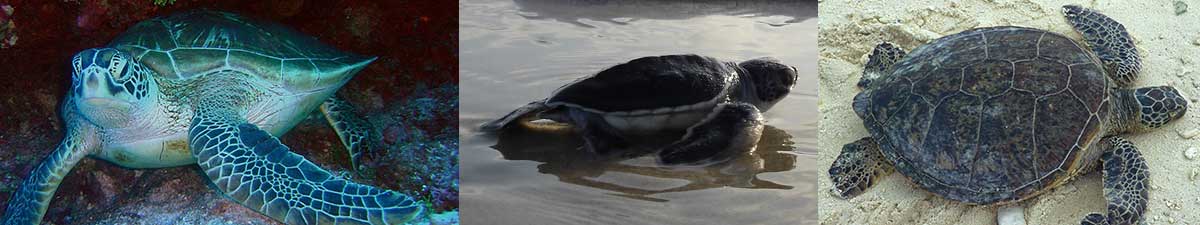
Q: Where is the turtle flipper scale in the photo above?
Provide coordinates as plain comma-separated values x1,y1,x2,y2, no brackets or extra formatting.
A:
1063,5,1140,87
1081,137,1148,225
658,102,763,164
859,42,906,88
320,96,377,172
828,137,894,199
2,118,98,225
189,112,423,225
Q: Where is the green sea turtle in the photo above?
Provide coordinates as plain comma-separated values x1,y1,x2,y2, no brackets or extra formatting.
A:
480,54,798,164
2,11,423,224
828,5,1186,225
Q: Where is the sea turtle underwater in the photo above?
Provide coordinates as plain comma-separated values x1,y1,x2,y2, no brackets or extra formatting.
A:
828,5,1186,225
480,54,798,164
1,11,424,224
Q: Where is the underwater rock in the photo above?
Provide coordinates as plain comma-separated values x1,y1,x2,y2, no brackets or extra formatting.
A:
344,1,381,40
153,0,177,6
86,171,119,206
81,168,278,224
74,1,108,31
1,4,15,48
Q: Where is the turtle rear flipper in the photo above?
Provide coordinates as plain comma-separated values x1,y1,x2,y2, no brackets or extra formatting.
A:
858,42,906,88
828,137,894,199
2,115,98,224
479,99,551,132
1063,5,1140,87
566,107,634,155
320,96,378,172
189,110,423,224
658,102,763,164
1081,137,1148,225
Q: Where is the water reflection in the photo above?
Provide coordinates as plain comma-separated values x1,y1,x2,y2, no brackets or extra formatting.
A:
490,125,797,201
460,0,816,223
512,0,817,27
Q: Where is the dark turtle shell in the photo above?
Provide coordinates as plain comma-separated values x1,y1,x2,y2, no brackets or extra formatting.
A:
854,26,1111,204
548,54,736,112
106,10,374,92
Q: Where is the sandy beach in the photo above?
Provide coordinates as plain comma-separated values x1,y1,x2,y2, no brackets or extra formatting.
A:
817,0,1200,224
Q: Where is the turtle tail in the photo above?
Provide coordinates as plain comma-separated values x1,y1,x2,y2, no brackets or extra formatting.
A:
479,99,551,132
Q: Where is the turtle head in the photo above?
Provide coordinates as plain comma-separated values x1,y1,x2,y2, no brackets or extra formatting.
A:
1132,86,1187,129
70,48,154,128
739,57,797,111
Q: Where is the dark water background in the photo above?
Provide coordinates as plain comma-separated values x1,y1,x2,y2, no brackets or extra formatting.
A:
460,0,818,224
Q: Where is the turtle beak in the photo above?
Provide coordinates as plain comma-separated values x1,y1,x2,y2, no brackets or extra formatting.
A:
77,67,132,102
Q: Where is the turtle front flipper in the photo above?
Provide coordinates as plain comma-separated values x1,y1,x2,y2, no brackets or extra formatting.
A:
2,117,99,224
189,110,423,224
1063,5,1140,87
320,96,378,172
658,102,764,164
479,99,551,132
1081,137,1148,225
828,137,894,199
858,42,906,88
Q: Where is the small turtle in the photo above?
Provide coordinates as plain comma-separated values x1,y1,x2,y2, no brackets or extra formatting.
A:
480,54,798,164
828,5,1186,225
2,11,423,224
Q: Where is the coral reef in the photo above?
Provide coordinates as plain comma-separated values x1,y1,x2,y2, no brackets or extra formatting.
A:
0,0,458,223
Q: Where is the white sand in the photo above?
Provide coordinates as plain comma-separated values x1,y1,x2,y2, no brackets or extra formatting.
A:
818,0,1200,224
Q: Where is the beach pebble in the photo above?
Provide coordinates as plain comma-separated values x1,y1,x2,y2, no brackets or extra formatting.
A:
1186,147,1200,160
1179,128,1200,139
1191,168,1199,181
1164,200,1184,210
1177,1,1189,15
997,205,1026,225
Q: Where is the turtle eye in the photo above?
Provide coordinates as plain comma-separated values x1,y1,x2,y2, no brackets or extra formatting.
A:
108,53,127,80
71,54,84,75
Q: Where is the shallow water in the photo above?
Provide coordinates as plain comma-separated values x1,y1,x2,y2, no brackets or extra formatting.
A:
459,0,818,224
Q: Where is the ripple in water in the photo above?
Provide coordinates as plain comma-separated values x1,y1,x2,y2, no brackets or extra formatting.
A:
461,0,818,224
